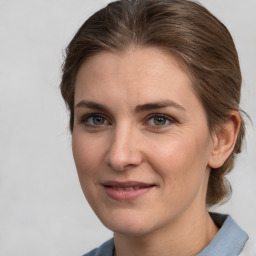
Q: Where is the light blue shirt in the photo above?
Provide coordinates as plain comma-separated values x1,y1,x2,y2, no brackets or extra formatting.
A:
83,213,249,256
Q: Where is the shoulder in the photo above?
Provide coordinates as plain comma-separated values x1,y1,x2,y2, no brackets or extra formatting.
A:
82,238,114,256
240,236,256,256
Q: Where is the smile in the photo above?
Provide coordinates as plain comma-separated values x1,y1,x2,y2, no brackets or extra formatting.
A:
112,186,141,191
102,181,156,201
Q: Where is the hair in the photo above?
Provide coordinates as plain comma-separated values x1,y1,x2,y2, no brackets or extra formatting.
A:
60,0,246,206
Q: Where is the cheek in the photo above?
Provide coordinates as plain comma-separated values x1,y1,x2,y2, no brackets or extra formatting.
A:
149,138,196,170
147,138,210,212
72,133,104,178
147,134,211,186
72,132,108,209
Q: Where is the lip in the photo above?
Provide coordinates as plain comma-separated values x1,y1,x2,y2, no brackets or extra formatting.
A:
102,181,156,201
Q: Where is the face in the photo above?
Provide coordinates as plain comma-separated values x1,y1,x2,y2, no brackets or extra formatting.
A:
72,47,215,237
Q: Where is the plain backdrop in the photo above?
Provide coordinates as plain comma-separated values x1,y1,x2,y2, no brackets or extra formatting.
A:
0,0,255,255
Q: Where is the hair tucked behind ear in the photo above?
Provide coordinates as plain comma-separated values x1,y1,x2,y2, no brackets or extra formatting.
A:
60,0,247,206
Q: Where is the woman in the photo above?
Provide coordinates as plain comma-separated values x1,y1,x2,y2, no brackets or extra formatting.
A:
60,0,254,255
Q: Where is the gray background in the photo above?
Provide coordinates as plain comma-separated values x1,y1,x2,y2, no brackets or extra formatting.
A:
0,0,255,255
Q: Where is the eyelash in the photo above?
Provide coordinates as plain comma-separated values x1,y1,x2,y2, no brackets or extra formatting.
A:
80,113,110,128
79,113,176,130
144,113,175,129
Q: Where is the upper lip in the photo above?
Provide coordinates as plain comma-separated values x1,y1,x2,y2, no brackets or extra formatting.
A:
102,181,155,188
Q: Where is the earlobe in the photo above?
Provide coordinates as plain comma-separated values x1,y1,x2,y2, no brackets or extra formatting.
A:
208,111,241,168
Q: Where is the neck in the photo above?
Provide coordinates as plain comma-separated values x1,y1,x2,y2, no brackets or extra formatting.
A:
114,210,219,256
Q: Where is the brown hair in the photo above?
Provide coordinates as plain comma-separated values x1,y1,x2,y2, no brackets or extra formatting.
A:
60,0,246,206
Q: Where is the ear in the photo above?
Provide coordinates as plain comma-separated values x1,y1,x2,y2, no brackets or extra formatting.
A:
208,111,241,168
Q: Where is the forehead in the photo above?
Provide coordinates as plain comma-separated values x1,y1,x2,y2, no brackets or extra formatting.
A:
75,47,195,102
77,47,189,78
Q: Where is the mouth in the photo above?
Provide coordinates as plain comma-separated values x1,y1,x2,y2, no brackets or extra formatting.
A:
102,181,156,201
110,186,145,191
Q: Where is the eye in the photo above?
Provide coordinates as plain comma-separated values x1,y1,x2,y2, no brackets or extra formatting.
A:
80,113,109,127
88,116,105,125
146,114,175,128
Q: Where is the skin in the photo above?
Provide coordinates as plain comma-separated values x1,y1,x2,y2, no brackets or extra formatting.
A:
72,47,240,256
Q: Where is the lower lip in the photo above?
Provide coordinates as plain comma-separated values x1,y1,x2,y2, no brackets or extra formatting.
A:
103,186,154,201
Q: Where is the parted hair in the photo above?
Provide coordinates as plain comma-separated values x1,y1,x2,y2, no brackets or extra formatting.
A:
60,0,246,206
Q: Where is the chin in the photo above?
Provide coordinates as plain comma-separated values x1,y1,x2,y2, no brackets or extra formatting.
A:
108,222,154,237
98,209,159,237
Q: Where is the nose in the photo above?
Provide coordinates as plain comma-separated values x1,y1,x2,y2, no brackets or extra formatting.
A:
104,125,143,171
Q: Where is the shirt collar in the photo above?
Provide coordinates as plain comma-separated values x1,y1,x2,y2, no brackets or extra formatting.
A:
197,213,248,256
90,213,248,256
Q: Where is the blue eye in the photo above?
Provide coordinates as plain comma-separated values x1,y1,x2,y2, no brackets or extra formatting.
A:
147,114,173,127
81,114,108,126
88,116,106,125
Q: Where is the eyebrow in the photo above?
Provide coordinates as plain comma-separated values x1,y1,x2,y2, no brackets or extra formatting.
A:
75,100,186,113
75,101,110,112
135,100,186,112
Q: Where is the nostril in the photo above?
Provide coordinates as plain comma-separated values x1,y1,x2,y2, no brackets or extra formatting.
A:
104,131,143,171
105,150,142,172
